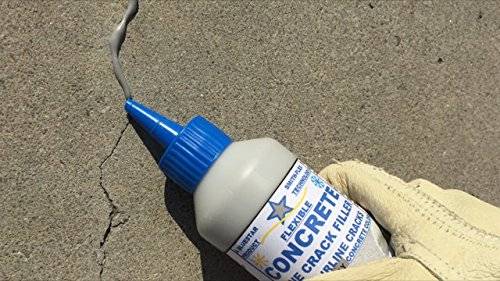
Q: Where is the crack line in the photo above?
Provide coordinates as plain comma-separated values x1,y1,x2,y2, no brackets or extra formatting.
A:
98,121,130,280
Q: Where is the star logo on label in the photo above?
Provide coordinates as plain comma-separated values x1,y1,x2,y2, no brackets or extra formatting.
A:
267,196,293,222
252,253,269,269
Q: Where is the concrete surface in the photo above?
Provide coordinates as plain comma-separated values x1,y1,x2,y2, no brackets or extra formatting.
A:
1,0,499,280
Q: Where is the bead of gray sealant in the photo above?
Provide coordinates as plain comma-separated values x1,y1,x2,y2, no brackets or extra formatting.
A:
110,0,138,100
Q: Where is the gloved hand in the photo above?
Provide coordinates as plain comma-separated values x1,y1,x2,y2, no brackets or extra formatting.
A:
309,161,500,280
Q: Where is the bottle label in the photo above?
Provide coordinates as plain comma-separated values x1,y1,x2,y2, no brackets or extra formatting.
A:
227,160,373,281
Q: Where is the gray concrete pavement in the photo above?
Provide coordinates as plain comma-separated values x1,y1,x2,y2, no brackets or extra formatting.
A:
1,1,499,280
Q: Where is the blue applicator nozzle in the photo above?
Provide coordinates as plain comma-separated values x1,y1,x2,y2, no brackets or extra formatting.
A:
125,99,182,148
124,99,232,193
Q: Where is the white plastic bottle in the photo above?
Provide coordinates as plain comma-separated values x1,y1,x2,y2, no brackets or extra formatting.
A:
125,99,391,280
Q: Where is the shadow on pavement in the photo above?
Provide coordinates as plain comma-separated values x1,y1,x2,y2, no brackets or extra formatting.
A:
130,116,254,280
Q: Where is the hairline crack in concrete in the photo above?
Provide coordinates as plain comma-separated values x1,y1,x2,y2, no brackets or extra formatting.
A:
98,121,130,279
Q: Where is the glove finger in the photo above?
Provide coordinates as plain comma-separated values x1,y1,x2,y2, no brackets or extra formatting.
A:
320,162,500,280
319,166,349,196
308,258,437,281
408,179,500,234
319,161,418,237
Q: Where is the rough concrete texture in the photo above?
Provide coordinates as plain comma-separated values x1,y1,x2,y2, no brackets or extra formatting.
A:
1,0,499,280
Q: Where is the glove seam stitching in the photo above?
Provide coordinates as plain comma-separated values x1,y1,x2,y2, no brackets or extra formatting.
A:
365,163,499,243
381,182,499,250
411,184,500,243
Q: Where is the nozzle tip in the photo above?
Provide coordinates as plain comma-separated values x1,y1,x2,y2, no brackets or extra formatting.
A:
124,99,182,148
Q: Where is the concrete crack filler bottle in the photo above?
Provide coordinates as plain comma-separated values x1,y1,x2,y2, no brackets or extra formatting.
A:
125,99,392,280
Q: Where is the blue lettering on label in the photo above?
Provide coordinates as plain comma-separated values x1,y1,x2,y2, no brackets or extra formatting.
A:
285,165,303,190
292,169,311,196
236,226,259,252
281,201,313,242
228,161,373,281
265,183,341,279
242,239,261,259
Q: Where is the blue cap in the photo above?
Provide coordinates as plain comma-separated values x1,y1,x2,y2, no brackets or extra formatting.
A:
125,99,232,193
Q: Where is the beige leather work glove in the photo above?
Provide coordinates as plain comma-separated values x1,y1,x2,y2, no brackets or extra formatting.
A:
310,161,500,280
